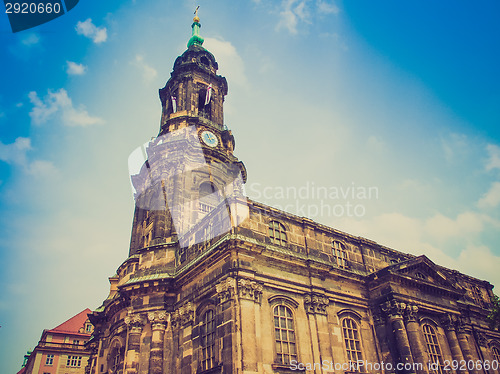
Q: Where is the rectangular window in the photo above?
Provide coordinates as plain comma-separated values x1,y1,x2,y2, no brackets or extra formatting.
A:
67,355,82,367
73,339,80,345
45,354,54,365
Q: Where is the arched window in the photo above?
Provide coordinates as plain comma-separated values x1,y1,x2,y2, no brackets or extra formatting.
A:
198,88,212,120
342,317,363,366
423,324,443,374
332,241,348,269
108,342,123,374
269,221,287,246
200,309,216,371
199,182,219,214
274,305,297,365
491,346,500,362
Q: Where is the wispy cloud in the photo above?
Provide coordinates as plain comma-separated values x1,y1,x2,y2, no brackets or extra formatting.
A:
485,144,500,171
21,33,40,46
204,38,247,87
29,88,104,127
0,137,57,176
66,61,87,75
478,181,500,209
317,0,339,15
0,137,31,166
132,55,158,83
76,19,107,44
277,0,338,34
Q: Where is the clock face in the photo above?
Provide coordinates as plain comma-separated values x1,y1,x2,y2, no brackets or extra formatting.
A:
200,130,218,147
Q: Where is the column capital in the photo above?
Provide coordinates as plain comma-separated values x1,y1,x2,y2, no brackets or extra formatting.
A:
403,304,419,322
238,278,263,304
304,293,329,315
147,310,169,329
441,314,459,331
124,312,146,330
215,276,236,303
171,302,194,328
380,299,407,318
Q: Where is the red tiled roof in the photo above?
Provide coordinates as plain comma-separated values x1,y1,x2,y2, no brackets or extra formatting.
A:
16,367,26,374
50,308,92,333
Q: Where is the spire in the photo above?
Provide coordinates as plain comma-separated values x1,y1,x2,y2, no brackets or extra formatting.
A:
187,6,204,48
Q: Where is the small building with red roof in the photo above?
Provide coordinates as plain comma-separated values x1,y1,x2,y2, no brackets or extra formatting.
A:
23,309,93,374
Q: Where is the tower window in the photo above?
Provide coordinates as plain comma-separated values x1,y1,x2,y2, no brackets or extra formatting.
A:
200,56,210,66
198,88,212,120
269,221,287,246
45,354,54,365
274,305,297,365
332,241,348,269
200,309,216,371
199,182,219,214
423,324,443,374
342,317,363,369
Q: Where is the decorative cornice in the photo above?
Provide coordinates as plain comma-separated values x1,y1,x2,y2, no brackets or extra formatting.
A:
304,293,329,315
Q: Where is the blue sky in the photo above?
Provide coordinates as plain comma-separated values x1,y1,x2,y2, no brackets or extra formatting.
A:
1,0,500,372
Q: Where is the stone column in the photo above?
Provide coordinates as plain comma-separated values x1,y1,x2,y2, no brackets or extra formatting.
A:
238,278,263,372
441,314,468,374
170,302,195,373
456,318,479,374
382,300,416,373
147,311,168,374
404,305,429,374
124,313,146,374
304,293,331,374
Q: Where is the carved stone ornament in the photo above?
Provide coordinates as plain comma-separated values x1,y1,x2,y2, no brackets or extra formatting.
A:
380,299,407,318
147,310,169,329
238,278,263,303
124,312,146,330
171,302,195,328
215,277,236,303
473,330,488,347
441,314,459,331
403,304,419,322
304,294,329,315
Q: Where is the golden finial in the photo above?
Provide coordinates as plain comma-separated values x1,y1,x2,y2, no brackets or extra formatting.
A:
193,5,200,23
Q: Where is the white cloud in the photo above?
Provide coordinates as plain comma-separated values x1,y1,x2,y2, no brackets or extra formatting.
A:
132,55,158,83
485,144,500,171
424,211,484,241
21,33,40,46
204,38,247,87
477,181,500,209
0,137,56,176
277,0,300,34
317,0,339,15
441,133,468,163
66,61,87,75
29,88,104,127
75,19,107,44
0,137,31,166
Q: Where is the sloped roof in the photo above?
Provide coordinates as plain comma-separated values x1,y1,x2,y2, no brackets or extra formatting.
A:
16,367,26,374
50,308,92,334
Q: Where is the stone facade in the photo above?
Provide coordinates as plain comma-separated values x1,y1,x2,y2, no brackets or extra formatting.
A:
85,17,500,374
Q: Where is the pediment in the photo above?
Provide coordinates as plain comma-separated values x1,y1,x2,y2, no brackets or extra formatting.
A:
381,255,459,292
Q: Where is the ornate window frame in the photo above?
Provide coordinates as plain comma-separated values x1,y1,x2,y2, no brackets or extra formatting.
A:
107,336,125,374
